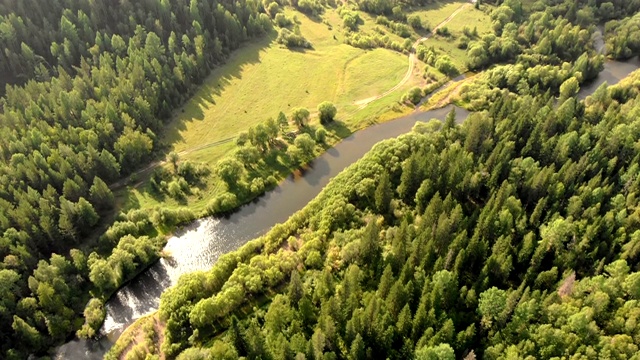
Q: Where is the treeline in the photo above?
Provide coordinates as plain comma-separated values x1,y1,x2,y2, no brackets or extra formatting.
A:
151,60,640,358
357,0,437,16
0,0,275,357
605,12,640,59
467,0,640,70
209,105,333,214
467,0,593,70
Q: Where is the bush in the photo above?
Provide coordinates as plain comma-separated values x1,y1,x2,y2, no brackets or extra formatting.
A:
376,16,390,26
435,55,459,77
317,101,337,124
340,10,362,31
408,15,422,29
391,6,406,21
207,192,239,214
436,26,451,37
267,2,280,17
274,13,293,27
167,180,185,200
402,86,423,105
390,21,411,38
250,177,266,195
276,28,312,48
315,128,327,143
267,175,278,187
457,35,470,49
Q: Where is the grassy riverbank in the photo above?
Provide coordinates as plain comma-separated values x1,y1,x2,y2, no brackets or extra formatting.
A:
113,7,428,217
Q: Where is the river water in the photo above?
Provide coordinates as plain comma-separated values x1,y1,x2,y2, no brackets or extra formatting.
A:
54,59,638,359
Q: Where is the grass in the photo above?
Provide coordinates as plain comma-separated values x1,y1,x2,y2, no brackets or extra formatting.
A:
105,313,165,360
114,3,491,217
433,3,493,34
115,7,421,215
161,9,407,156
415,2,494,72
410,0,471,29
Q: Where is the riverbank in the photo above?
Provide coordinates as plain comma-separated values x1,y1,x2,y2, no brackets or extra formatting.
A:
53,56,640,359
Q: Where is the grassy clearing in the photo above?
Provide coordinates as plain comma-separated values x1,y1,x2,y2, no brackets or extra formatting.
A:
410,0,471,29
115,7,421,215
162,8,407,156
434,3,493,34
113,3,492,217
416,3,494,72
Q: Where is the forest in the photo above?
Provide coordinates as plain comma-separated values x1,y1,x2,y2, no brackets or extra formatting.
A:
126,0,640,359
152,73,640,359
1,0,640,358
0,0,273,357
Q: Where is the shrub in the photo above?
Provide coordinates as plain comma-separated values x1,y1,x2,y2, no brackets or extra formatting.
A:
267,2,280,17
408,15,422,29
402,86,423,105
435,55,459,77
274,13,293,27
436,26,451,37
317,101,337,124
315,128,327,143
207,192,239,214
276,28,312,48
250,177,266,195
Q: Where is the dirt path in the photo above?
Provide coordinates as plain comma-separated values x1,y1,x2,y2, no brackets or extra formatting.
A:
352,2,471,109
110,2,471,191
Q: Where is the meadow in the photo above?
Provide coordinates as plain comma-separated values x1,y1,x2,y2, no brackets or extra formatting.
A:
114,2,481,217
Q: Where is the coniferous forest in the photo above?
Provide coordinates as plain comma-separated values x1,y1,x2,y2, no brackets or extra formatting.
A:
153,77,640,358
0,0,270,357
1,0,640,359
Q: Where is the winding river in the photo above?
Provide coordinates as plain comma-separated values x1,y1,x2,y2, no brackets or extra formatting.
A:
54,59,638,359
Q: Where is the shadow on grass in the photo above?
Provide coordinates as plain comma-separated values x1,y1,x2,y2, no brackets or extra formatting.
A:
298,9,325,24
161,31,277,149
324,119,352,140
407,0,467,13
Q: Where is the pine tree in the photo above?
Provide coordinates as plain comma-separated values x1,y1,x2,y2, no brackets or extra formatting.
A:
375,171,392,215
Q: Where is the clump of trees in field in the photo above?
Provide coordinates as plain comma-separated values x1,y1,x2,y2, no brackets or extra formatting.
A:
208,103,335,215
277,27,313,48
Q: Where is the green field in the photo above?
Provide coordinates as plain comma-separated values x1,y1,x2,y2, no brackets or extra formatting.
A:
116,7,422,214
115,3,487,217
411,0,471,28
417,2,494,72
162,9,408,156
440,3,493,34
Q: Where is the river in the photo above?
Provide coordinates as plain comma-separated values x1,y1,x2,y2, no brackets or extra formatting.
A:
54,59,638,359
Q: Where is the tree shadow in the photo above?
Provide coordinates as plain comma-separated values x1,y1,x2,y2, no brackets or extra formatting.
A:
160,32,277,149
324,119,352,140
284,44,315,53
298,9,325,24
